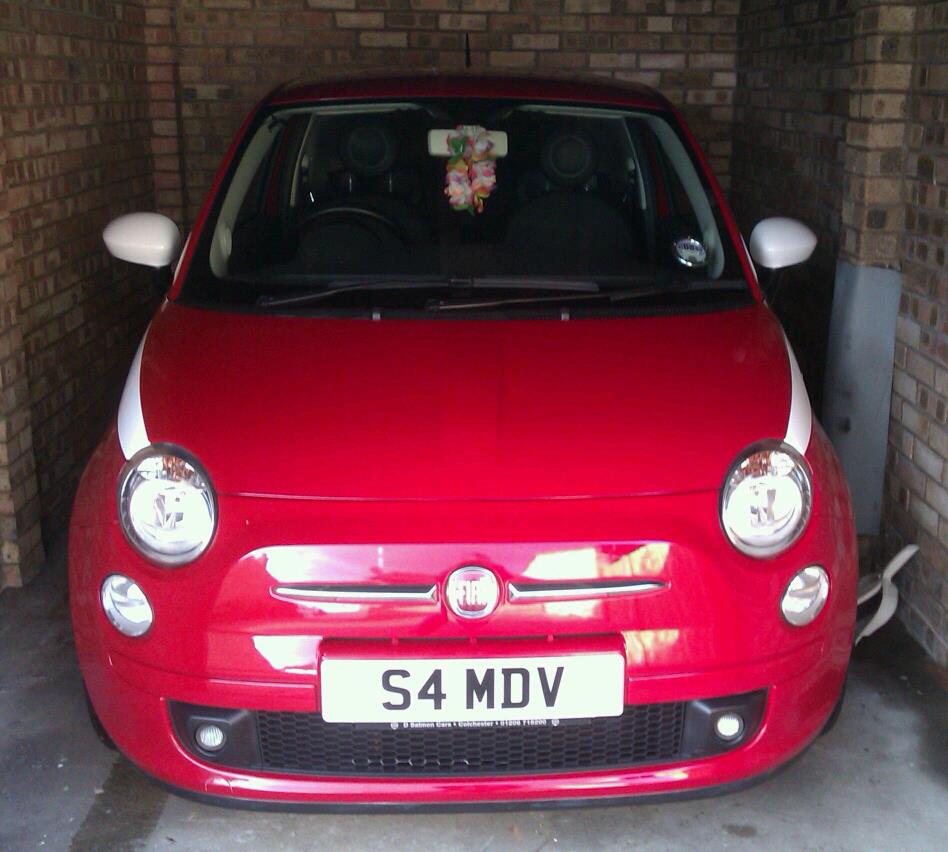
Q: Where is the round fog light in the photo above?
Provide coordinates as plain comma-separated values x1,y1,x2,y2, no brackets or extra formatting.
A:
714,712,744,741
195,723,226,752
781,565,829,626
100,574,153,637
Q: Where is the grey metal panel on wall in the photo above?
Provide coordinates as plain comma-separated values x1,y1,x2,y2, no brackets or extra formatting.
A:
822,261,902,535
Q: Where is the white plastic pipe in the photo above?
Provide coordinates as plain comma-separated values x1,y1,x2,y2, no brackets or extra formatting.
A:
855,544,918,644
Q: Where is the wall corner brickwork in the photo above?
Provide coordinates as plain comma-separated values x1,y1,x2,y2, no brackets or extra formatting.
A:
839,0,917,268
0,0,157,587
0,227,44,588
730,0,854,411
145,0,189,227
882,0,947,666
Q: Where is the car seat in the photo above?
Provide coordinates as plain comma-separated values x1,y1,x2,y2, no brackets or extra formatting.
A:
506,130,641,274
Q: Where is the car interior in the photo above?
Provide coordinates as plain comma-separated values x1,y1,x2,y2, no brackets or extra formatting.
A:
209,100,729,290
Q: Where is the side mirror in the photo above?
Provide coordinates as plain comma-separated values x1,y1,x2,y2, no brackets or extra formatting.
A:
103,213,181,269
748,217,817,271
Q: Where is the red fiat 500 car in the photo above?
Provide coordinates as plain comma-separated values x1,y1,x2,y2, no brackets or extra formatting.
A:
71,75,856,809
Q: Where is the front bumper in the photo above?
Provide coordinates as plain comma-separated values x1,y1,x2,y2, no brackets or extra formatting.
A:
71,428,855,807
83,640,843,807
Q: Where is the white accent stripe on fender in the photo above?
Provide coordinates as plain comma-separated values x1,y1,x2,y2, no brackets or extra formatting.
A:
783,332,812,454
118,331,150,460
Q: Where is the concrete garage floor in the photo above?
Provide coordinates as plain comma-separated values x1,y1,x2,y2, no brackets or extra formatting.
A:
2,539,945,852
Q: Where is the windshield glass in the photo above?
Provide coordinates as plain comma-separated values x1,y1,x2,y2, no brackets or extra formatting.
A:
182,98,749,314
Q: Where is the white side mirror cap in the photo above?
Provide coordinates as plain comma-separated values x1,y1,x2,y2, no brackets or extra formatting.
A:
103,213,181,269
748,217,817,271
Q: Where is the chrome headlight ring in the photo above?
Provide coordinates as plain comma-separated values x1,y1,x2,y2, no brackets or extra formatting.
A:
117,443,217,567
720,440,813,558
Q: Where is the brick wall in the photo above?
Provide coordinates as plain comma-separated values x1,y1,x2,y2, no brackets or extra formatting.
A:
883,0,947,665
730,0,854,411
0,1,157,587
732,0,852,256
164,0,741,223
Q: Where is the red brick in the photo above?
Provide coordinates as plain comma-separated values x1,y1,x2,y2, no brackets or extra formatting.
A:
488,50,536,67
511,33,560,50
335,12,385,27
359,31,409,47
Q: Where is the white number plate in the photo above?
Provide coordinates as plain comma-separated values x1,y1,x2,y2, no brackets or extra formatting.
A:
320,653,624,724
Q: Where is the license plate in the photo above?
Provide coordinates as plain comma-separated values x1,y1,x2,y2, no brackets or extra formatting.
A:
320,653,624,724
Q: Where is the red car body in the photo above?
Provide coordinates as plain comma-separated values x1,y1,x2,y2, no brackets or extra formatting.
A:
70,75,856,809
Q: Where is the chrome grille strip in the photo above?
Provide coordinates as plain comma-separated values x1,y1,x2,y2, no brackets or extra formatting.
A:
275,580,663,605
507,580,664,602
274,584,438,603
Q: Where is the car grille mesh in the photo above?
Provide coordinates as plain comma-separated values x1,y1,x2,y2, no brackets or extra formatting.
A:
255,703,686,776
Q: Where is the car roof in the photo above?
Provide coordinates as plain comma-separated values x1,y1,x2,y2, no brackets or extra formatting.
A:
269,73,671,111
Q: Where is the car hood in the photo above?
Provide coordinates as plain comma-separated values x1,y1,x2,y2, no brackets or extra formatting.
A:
133,301,794,500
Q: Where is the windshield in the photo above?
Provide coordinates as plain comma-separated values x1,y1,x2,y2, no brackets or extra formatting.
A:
182,98,750,315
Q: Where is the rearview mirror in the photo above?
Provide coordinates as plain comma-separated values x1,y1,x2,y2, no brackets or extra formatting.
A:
748,217,817,271
103,213,181,269
428,128,508,157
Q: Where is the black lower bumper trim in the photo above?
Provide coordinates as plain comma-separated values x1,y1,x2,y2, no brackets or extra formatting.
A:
169,691,766,778
134,745,808,815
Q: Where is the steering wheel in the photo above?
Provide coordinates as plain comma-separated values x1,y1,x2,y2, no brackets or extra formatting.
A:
298,205,412,246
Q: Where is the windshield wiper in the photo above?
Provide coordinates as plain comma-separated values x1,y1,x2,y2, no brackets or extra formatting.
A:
255,276,600,309
424,278,748,312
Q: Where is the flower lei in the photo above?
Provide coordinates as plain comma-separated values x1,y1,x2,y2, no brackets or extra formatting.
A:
444,125,497,215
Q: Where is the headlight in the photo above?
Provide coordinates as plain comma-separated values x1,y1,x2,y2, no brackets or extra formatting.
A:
118,444,216,566
720,440,812,557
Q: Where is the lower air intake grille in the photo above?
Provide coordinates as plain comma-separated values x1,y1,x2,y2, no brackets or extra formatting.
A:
255,703,686,776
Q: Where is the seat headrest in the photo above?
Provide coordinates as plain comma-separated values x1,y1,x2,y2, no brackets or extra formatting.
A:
541,130,597,188
340,123,397,177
